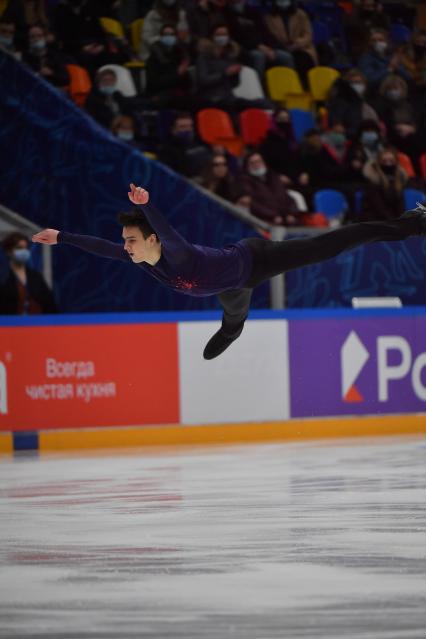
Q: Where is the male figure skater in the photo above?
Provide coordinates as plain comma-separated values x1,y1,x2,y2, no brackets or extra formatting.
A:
33,184,426,359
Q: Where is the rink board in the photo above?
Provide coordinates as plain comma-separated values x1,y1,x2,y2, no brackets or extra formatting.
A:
0,308,425,451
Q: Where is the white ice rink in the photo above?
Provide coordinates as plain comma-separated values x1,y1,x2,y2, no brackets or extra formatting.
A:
1,437,426,638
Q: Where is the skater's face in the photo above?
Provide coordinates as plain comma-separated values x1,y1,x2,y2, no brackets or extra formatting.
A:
122,226,158,263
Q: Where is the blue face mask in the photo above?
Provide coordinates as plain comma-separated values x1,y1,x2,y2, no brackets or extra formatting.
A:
328,132,346,146
12,248,31,264
361,131,379,146
160,34,177,47
31,39,46,52
99,84,116,95
117,129,134,141
0,34,13,48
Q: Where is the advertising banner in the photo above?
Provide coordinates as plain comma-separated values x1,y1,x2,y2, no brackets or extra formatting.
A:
290,315,426,418
0,323,179,430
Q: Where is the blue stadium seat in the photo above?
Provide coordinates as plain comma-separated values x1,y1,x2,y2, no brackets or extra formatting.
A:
314,189,348,220
390,23,412,44
313,21,331,45
403,188,426,210
288,109,315,142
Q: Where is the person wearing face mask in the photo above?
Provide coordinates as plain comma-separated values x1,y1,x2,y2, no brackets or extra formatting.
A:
85,68,129,128
372,74,415,135
359,29,409,89
146,24,192,107
361,147,410,221
158,112,212,178
241,151,300,225
327,68,379,140
22,24,69,88
110,114,145,150
0,232,57,315
140,0,189,61
187,0,227,44
196,23,243,107
344,0,390,61
0,19,22,59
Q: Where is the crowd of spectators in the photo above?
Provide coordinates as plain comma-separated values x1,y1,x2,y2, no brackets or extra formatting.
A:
1,0,426,236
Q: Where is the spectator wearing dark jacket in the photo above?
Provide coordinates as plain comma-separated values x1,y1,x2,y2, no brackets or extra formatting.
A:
361,146,409,221
359,29,409,90
241,151,300,225
146,24,192,107
196,23,242,107
22,24,69,88
198,153,237,201
85,68,127,128
327,68,379,140
158,111,211,177
371,74,415,133
260,108,306,187
0,232,57,315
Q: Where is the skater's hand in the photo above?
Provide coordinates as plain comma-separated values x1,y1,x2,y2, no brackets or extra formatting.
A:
128,183,150,205
32,229,59,245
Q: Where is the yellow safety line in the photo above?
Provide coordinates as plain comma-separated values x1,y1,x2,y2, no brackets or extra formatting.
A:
36,414,426,453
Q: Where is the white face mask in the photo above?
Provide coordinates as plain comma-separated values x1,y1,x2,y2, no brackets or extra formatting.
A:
99,84,116,95
214,35,229,47
249,166,267,177
373,41,387,55
350,82,365,96
117,130,134,141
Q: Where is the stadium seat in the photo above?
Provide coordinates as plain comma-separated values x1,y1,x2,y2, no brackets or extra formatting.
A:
99,17,125,38
313,21,331,45
265,66,312,110
66,64,92,107
403,188,426,210
420,153,426,179
130,18,144,54
196,108,244,156
233,66,265,100
98,64,137,97
314,189,348,221
390,23,411,44
239,109,270,146
308,66,340,102
288,108,315,141
397,152,415,178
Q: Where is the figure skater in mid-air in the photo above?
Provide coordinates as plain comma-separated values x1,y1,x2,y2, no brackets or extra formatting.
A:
33,184,426,359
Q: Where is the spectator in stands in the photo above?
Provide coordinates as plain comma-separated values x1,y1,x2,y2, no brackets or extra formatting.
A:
140,0,189,61
110,114,144,149
260,108,307,188
198,153,237,201
358,29,409,89
232,190,253,216
187,0,226,43
261,0,317,86
196,23,243,107
85,68,126,128
223,0,294,81
388,118,425,175
0,19,21,59
372,74,415,134
307,123,360,193
22,24,69,89
241,151,300,225
344,0,390,61
353,119,384,162
53,0,129,75
158,111,211,178
361,146,409,221
327,68,379,140
0,232,57,315
146,23,192,107
400,30,426,93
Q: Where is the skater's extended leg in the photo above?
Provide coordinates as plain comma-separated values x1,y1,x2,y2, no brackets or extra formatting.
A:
245,213,426,287
203,288,252,360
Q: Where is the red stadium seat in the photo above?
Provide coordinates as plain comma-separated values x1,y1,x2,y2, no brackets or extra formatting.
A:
239,109,270,146
66,64,92,107
420,153,426,179
397,152,416,178
196,108,244,156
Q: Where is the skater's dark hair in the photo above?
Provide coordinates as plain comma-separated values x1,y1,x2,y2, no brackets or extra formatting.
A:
118,209,158,240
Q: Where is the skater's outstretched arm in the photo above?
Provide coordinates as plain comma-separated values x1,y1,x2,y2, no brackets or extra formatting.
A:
32,228,131,262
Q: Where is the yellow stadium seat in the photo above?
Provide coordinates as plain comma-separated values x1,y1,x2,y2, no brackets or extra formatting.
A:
130,18,144,54
99,17,125,39
265,66,312,110
308,66,340,102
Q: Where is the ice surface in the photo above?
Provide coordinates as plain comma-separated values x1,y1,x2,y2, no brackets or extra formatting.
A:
1,437,426,638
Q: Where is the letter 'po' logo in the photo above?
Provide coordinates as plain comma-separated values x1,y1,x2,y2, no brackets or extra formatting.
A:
341,331,370,402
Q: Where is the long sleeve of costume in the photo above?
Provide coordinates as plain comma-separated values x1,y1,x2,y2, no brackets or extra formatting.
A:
139,203,193,265
58,231,131,262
